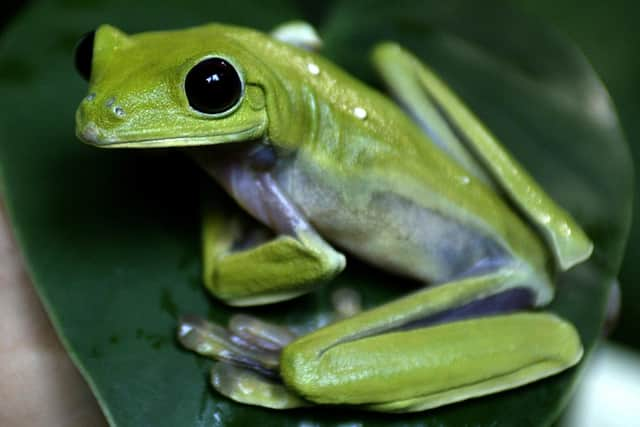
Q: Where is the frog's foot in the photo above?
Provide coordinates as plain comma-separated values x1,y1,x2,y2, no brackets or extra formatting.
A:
178,314,290,377
177,288,362,408
210,361,310,409
331,287,363,320
178,313,306,408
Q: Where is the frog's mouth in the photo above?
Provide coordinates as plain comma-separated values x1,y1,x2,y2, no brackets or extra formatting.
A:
77,121,266,148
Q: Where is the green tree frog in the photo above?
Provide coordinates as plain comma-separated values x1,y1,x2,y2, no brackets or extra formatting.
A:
74,21,593,412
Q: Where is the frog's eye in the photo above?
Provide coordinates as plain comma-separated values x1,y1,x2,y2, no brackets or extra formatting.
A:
74,30,95,81
185,57,243,115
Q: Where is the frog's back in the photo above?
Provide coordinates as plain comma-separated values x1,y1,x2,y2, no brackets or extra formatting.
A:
228,28,552,296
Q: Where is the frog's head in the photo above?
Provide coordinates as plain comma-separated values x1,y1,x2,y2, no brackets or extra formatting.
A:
74,24,268,148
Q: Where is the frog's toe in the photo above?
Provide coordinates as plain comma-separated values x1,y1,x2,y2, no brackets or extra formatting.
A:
331,287,362,319
228,313,296,352
177,315,280,376
211,362,310,409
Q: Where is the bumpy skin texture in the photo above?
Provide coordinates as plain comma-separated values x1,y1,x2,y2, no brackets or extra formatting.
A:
75,23,591,412
75,24,591,290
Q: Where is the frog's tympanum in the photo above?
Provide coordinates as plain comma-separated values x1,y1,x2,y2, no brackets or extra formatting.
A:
74,22,592,412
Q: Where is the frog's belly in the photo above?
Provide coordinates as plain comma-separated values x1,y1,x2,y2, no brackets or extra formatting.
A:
277,162,510,284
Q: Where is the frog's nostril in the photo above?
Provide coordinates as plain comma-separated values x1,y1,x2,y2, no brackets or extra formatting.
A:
103,97,126,118
113,106,126,118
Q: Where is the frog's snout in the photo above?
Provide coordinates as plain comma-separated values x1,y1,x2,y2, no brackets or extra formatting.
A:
75,98,102,145
77,121,100,144
75,91,128,145
80,92,127,120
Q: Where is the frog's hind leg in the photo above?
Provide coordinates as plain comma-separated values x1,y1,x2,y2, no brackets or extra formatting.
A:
280,268,583,412
180,264,581,411
270,21,323,51
177,288,363,409
178,312,310,409
372,43,592,270
372,43,492,185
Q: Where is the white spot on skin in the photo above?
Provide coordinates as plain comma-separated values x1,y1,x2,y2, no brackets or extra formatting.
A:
460,176,470,184
353,107,367,120
114,106,125,117
105,97,115,107
85,93,96,101
307,63,320,75
559,223,572,236
539,213,552,224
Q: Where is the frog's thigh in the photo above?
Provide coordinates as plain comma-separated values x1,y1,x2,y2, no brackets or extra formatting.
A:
280,271,582,412
372,42,592,269
365,313,581,412
371,42,490,183
201,199,345,307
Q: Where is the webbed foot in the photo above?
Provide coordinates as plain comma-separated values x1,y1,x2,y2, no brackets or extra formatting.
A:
177,288,362,408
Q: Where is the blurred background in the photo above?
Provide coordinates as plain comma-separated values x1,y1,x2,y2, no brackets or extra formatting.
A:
513,0,639,352
511,2,640,425
1,1,638,426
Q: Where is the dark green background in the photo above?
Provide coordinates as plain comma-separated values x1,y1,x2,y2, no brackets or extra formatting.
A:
513,0,639,349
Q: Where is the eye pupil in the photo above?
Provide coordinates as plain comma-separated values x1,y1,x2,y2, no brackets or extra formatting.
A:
74,30,95,81
185,57,243,115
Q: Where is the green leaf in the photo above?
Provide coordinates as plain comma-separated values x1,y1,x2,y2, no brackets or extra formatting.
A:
514,0,640,353
0,0,632,426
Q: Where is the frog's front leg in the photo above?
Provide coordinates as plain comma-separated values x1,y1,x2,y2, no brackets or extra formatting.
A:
191,145,346,306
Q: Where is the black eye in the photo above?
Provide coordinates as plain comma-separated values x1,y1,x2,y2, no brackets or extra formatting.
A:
185,57,243,115
74,31,95,81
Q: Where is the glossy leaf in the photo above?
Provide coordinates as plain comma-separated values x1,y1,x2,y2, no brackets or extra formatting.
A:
0,0,632,426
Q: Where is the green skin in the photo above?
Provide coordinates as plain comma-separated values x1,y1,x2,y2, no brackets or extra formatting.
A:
75,22,593,412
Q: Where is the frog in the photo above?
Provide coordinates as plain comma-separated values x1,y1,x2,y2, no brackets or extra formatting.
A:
73,21,592,412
